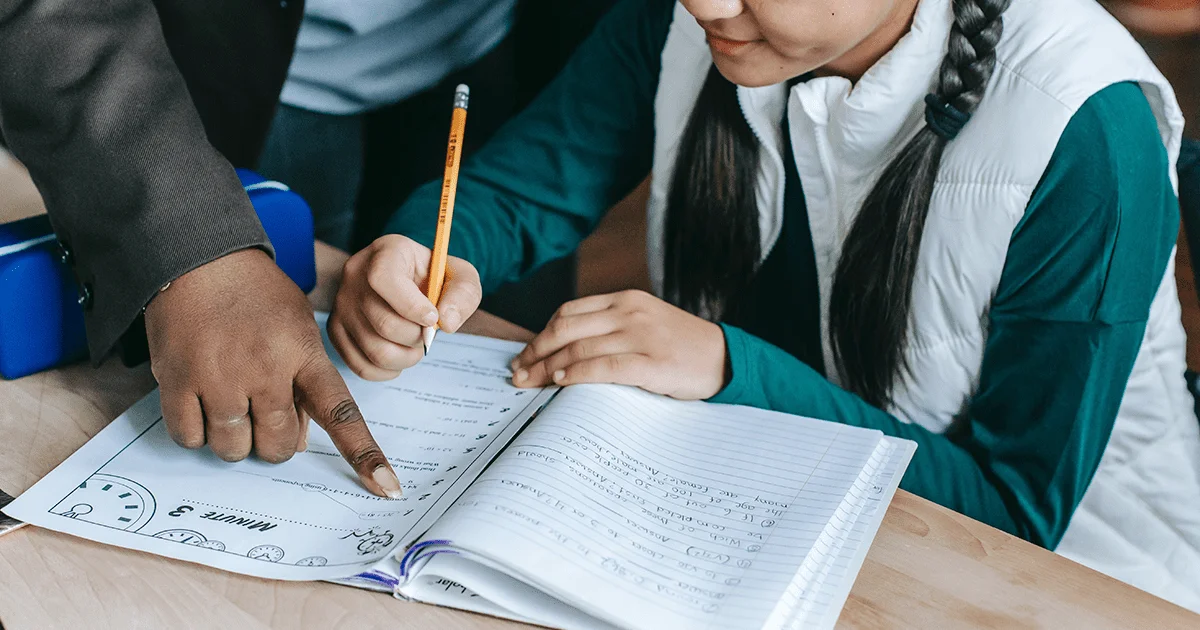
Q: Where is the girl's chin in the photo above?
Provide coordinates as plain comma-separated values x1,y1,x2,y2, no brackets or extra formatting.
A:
710,56,810,89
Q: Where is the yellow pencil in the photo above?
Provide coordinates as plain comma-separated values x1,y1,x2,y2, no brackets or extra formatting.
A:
423,84,469,355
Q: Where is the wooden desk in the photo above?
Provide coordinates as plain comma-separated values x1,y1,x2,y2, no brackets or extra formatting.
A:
1,237,1197,629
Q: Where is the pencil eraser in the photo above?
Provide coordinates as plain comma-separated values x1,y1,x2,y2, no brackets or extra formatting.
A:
453,84,470,109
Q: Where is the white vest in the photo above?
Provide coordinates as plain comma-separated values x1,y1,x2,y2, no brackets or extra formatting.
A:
647,0,1200,610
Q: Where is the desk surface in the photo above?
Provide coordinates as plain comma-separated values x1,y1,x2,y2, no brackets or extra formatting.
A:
0,226,1196,629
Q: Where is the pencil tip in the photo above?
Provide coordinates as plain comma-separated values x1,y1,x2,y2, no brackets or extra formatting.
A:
421,326,437,356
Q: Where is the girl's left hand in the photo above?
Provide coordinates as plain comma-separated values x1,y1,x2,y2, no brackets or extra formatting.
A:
510,290,728,400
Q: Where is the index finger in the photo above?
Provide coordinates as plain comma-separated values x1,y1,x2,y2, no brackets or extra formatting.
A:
513,310,620,371
436,257,483,332
295,354,403,499
365,248,440,328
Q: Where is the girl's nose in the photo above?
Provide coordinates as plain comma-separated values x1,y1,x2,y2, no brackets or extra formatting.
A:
680,0,745,22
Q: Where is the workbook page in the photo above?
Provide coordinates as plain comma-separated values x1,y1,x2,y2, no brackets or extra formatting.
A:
3,316,556,580
409,384,894,630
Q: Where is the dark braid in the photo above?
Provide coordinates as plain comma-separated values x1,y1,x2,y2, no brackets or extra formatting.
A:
829,0,1012,407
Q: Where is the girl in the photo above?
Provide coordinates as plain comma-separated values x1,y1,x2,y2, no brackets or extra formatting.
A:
329,0,1200,609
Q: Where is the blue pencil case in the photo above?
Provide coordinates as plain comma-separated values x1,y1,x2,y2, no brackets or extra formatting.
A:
0,169,316,380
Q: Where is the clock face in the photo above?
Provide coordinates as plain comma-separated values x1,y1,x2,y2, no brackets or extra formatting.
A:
153,529,206,545
247,545,285,562
295,556,328,567
50,474,156,531
196,540,226,551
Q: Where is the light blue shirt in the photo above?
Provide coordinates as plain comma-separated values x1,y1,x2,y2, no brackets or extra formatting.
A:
280,0,516,115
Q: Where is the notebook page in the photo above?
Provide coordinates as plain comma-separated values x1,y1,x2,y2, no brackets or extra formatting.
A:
800,437,914,629
3,316,556,580
410,384,891,630
756,436,914,629
750,439,890,628
400,551,621,630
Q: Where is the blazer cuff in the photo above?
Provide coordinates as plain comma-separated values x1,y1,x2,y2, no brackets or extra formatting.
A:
73,192,274,364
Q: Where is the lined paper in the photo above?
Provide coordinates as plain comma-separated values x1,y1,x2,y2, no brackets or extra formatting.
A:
799,437,913,628
416,384,907,630
761,436,914,629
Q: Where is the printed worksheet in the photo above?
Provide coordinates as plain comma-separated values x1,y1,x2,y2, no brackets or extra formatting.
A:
3,315,556,580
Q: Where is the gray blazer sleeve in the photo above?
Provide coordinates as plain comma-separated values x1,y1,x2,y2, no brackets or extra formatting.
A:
0,0,288,362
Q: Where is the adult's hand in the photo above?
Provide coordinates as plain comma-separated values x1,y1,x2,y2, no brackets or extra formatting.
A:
144,248,403,498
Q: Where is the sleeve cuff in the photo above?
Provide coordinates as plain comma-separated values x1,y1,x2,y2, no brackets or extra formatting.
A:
708,323,764,407
80,195,272,363
107,238,273,367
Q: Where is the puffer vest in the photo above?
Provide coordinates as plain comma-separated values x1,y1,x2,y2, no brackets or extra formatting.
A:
646,0,1200,610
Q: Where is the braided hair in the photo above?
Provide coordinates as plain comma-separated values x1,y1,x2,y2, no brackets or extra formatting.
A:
829,0,1012,407
664,0,1012,407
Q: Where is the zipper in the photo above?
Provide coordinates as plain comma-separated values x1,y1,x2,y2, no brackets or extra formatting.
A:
735,86,787,260
811,132,843,245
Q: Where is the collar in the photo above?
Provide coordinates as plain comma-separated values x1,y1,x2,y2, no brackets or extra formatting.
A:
737,0,953,179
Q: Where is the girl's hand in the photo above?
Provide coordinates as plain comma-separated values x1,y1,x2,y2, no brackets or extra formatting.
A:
330,234,482,380
510,290,728,400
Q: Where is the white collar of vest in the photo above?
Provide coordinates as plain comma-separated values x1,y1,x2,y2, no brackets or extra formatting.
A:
732,0,953,180
649,0,957,294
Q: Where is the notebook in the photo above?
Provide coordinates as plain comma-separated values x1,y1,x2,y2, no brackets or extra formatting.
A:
3,314,915,630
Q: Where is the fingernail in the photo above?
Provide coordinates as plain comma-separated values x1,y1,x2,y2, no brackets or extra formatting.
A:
422,310,439,327
372,465,404,499
442,306,461,331
553,369,566,383
299,435,308,452
515,369,528,383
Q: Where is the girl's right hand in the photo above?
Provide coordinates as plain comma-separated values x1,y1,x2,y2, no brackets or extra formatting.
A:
329,234,482,380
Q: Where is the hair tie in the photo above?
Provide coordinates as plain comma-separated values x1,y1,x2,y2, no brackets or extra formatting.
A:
924,94,971,141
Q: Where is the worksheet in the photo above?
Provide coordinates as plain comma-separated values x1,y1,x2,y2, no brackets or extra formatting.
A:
3,315,556,580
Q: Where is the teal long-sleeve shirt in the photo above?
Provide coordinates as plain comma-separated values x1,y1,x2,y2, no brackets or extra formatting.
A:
385,0,1181,549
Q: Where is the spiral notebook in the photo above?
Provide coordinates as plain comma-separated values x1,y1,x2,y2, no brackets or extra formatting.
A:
4,315,915,630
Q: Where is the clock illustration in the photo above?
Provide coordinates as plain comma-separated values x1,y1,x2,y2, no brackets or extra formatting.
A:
247,545,285,562
153,529,207,545
295,556,328,566
50,473,156,532
197,540,226,551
